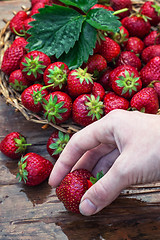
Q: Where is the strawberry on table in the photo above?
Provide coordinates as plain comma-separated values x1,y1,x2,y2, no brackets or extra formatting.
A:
47,130,72,160
43,62,69,92
103,91,130,114
130,87,159,114
20,50,51,82
72,94,104,127
0,132,31,160
67,68,94,98
21,83,49,113
9,10,28,35
17,152,53,186
42,91,72,124
9,69,30,92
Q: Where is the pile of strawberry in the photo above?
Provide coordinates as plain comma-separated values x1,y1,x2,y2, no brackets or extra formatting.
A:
1,0,160,213
1,0,160,129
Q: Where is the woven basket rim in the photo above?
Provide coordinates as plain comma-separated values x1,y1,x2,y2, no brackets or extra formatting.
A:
1,0,159,134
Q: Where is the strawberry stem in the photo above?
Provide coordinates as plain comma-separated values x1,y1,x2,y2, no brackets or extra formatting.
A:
113,8,129,15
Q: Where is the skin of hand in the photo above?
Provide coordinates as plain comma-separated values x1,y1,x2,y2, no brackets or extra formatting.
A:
49,109,160,216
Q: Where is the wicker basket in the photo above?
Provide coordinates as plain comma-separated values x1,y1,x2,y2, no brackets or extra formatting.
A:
0,1,156,133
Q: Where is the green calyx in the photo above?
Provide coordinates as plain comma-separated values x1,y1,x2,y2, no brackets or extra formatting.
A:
47,65,67,89
85,94,104,120
22,55,46,78
112,28,128,45
14,135,31,154
49,131,70,156
89,170,104,186
16,155,28,183
31,89,46,105
10,79,27,92
116,70,140,96
152,3,160,16
72,67,94,84
43,94,67,123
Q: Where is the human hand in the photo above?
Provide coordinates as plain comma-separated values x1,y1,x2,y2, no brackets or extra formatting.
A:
49,109,160,216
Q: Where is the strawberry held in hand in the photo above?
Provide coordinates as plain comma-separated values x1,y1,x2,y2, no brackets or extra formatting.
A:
0,132,31,160
17,152,53,186
20,50,51,82
56,169,103,213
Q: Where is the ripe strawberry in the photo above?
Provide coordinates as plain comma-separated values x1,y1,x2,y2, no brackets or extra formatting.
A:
140,1,160,26
98,67,113,90
72,94,104,127
23,17,35,38
111,26,129,48
110,0,132,19
141,45,160,64
11,37,28,49
91,82,105,101
125,37,144,55
17,152,53,186
67,68,94,98
84,54,107,75
144,31,160,47
20,50,51,82
90,3,114,11
56,169,94,213
47,130,72,160
43,62,69,92
21,83,48,113
99,36,121,62
103,91,130,114
31,0,51,7
130,87,159,114
111,66,142,99
121,15,151,39
151,81,160,101
42,91,72,124
9,10,28,35
140,56,160,86
9,69,30,92
116,51,142,71
1,45,26,75
0,132,31,160
29,3,46,17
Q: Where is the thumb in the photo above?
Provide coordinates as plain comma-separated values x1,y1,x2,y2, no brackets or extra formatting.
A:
79,158,127,216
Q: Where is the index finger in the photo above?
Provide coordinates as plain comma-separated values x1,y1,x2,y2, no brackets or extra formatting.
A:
48,114,116,187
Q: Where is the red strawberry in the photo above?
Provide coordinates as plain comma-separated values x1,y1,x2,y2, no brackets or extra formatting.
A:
130,87,159,114
47,130,72,160
72,94,104,127
121,15,151,39
103,91,130,114
90,3,114,11
9,69,30,92
42,91,72,124
23,17,35,38
116,51,142,70
99,36,121,62
29,3,46,17
111,66,142,99
9,10,28,35
84,54,107,75
125,37,145,55
1,45,26,76
144,31,160,47
20,50,51,82
56,169,93,213
110,0,132,19
31,0,51,7
43,62,69,92
11,37,28,49
140,56,160,86
151,81,160,101
0,132,31,160
67,68,94,98
98,67,113,90
21,83,48,113
17,152,53,186
111,26,129,48
91,82,105,101
140,1,160,26
141,45,160,64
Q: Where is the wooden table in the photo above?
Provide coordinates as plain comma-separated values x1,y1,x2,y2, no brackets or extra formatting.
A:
0,1,160,239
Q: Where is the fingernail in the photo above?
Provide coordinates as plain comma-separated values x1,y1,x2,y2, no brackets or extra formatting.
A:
79,199,97,216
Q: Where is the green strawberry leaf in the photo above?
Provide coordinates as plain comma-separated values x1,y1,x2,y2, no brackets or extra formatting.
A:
27,5,84,58
59,0,98,13
86,8,121,32
59,21,97,69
